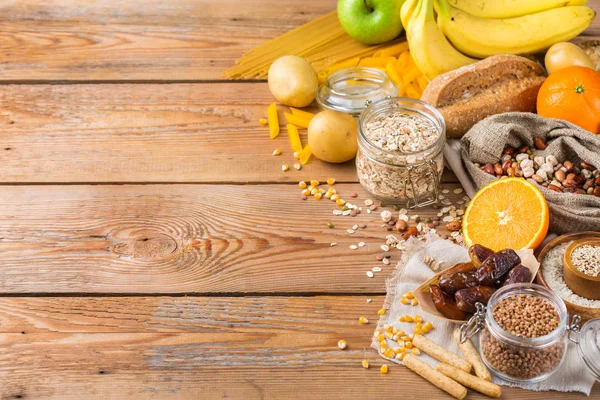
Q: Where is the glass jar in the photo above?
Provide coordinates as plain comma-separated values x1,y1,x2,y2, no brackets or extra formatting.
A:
316,67,397,116
356,97,445,208
460,283,600,384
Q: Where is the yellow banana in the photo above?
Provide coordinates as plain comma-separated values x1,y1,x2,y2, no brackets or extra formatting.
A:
405,0,476,80
448,0,588,19
401,0,419,29
437,0,596,58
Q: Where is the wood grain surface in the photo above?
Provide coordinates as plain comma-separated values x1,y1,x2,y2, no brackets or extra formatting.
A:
0,183,467,294
0,296,597,399
0,0,597,82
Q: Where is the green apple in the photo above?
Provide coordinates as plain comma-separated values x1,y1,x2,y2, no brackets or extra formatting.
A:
337,0,405,45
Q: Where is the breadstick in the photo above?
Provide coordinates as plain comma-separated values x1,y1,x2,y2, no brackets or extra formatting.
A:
437,362,502,398
412,334,472,372
403,354,468,400
453,327,491,381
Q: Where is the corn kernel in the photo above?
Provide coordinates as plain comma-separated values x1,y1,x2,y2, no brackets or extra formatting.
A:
362,360,370,369
392,327,399,335
325,191,333,199
397,345,406,353
414,315,423,323
404,315,414,322
293,163,302,170
400,335,411,342
384,348,395,358
310,180,320,187
404,292,414,299
301,189,311,196
383,324,391,331
293,151,300,159
338,340,347,350
380,364,389,374
330,194,340,201
272,148,281,156
411,348,421,355
336,198,346,206
380,341,388,350
422,322,433,333
397,330,405,337
359,316,368,325
395,352,405,361
378,308,386,315
327,178,336,185
259,118,268,125
299,181,307,189
413,327,422,335
329,188,337,194
398,316,406,322
409,334,414,340
405,342,413,349
314,193,322,200
377,334,385,342
281,163,289,171
400,297,410,305
411,298,419,306
373,330,381,338
385,331,393,339
415,322,423,330
310,188,317,195
392,334,399,341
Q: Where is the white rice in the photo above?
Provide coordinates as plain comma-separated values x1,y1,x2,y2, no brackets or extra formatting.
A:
542,241,600,309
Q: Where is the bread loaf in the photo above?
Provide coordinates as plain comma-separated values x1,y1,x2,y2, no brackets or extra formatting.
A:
420,55,546,138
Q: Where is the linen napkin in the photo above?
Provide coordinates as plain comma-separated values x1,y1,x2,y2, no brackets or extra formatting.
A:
372,233,596,395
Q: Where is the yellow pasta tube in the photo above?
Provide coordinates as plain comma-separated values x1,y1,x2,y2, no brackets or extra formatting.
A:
373,41,409,58
287,124,303,153
268,103,279,139
284,112,311,129
300,144,312,165
385,59,405,96
406,83,421,99
398,51,410,68
403,66,422,85
358,57,388,68
417,76,429,92
289,107,316,121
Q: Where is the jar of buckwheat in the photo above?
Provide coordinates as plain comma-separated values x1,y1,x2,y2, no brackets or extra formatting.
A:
460,283,600,384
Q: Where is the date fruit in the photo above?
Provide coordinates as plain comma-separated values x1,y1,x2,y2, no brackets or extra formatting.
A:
430,285,468,321
438,262,476,283
474,249,520,286
439,272,478,295
468,244,494,268
501,264,532,287
455,286,496,313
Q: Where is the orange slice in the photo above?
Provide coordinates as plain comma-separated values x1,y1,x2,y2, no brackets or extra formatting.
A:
463,178,549,251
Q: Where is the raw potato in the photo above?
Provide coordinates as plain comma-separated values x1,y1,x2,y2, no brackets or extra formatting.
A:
545,42,594,74
308,110,358,163
268,56,318,107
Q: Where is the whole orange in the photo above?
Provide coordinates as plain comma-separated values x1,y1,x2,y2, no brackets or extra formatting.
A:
537,66,600,134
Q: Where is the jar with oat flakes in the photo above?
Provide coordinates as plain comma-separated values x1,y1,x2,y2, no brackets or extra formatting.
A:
460,283,600,384
356,97,445,208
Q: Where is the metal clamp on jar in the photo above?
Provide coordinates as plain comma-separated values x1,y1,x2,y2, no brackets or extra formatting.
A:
460,283,600,384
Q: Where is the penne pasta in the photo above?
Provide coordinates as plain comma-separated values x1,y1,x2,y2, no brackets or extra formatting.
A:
284,112,311,129
267,103,280,138
287,124,303,153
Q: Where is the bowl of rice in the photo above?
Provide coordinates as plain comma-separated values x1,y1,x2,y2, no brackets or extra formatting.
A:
537,231,600,322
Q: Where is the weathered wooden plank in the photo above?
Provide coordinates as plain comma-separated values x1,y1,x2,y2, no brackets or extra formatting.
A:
0,183,467,294
0,296,597,399
0,0,598,81
0,83,459,183
0,0,337,81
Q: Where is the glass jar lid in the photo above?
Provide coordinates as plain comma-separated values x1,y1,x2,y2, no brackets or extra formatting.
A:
575,317,600,381
316,67,397,116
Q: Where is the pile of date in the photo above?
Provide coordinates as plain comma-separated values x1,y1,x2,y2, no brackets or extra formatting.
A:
430,245,532,320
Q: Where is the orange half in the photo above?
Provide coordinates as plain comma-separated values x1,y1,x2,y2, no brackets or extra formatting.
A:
463,178,549,251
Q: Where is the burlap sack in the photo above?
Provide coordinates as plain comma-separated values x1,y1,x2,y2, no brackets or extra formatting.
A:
461,112,600,234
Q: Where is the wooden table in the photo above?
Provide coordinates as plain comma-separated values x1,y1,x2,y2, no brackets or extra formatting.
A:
0,1,598,398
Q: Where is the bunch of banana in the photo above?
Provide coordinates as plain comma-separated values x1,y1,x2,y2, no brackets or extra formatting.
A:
401,0,596,80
